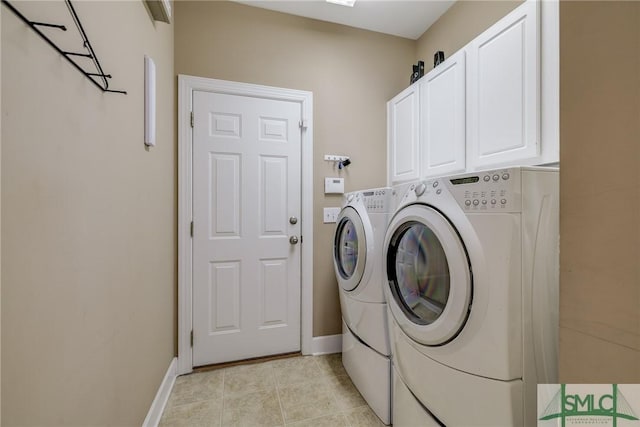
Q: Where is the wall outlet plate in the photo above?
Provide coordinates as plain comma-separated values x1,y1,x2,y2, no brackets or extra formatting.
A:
323,207,341,223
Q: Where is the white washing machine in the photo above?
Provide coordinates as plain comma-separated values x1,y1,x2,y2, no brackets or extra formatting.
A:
383,167,559,426
333,187,395,425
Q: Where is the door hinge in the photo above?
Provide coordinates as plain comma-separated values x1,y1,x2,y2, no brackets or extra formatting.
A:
190,221,194,237
190,111,194,128
190,330,193,347
298,120,307,129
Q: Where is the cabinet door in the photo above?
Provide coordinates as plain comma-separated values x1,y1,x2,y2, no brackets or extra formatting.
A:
421,50,466,178
388,84,419,185
467,0,539,169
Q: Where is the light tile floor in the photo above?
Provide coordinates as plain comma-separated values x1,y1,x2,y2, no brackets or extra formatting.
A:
159,354,385,427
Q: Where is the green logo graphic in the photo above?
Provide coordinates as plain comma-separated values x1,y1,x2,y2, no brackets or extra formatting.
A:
539,384,639,426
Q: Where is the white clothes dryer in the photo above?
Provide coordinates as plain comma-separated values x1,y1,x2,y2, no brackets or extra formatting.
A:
384,167,559,426
333,187,395,425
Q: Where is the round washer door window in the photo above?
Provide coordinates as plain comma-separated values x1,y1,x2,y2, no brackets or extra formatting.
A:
391,221,450,325
385,205,472,346
334,207,366,291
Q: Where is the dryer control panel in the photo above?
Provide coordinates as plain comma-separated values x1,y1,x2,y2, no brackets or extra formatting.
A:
444,168,522,213
358,188,394,214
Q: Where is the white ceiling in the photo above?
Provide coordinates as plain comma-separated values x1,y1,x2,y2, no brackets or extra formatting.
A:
232,0,456,40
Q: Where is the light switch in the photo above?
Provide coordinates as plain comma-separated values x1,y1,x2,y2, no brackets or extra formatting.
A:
323,207,341,223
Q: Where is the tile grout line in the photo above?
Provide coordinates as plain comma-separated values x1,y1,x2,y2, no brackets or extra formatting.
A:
273,364,288,426
218,368,226,427
318,354,353,427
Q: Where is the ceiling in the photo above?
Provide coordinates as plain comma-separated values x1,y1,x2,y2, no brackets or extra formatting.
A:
232,0,456,40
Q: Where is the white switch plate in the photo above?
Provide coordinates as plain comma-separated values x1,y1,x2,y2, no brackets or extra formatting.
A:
323,207,341,223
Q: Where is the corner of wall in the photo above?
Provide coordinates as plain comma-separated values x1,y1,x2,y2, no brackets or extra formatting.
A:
0,4,3,425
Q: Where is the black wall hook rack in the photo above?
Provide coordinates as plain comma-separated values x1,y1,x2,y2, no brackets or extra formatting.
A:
2,0,127,95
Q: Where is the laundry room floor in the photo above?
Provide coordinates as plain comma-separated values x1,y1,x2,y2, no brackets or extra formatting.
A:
159,353,384,427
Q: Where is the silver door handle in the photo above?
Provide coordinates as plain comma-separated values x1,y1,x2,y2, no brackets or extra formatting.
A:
289,216,298,225
289,236,299,245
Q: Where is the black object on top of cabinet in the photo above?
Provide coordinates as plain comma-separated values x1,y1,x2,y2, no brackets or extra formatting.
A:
410,60,425,85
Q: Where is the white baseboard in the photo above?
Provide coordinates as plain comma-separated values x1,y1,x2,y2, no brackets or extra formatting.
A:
309,334,342,355
142,357,177,427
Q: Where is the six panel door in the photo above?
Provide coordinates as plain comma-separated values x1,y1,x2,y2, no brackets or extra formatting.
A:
192,90,302,366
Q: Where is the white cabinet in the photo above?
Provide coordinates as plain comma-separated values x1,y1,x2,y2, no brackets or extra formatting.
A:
388,84,420,184
387,50,465,185
420,49,466,178
387,0,557,183
467,0,540,169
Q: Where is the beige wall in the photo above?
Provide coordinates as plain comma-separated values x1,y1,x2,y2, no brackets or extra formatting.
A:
1,2,175,425
559,1,640,382
175,1,414,336
416,0,521,73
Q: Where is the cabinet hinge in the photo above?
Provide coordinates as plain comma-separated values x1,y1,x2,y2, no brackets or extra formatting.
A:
190,221,194,237
190,111,194,128
298,120,307,129
190,330,193,347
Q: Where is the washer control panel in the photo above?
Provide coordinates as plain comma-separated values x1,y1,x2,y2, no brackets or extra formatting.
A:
398,179,444,205
445,168,522,213
355,187,394,213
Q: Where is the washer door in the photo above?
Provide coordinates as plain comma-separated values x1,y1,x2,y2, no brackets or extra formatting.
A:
334,206,367,291
385,204,472,346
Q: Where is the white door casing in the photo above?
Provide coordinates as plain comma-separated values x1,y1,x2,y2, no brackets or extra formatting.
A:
192,91,301,365
178,76,313,374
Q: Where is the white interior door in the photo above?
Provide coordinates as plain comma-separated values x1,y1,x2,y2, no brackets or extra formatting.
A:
192,90,302,366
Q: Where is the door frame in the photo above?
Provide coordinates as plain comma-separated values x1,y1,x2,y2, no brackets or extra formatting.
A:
177,75,313,375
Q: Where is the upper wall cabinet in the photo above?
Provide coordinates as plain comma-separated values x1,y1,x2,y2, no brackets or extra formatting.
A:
388,84,420,184
420,49,466,178
467,0,539,169
387,0,558,185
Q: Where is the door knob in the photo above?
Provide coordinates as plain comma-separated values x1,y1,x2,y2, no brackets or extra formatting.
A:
289,236,299,245
289,216,298,225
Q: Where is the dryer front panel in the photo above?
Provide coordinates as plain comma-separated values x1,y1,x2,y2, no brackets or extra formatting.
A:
385,204,472,346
